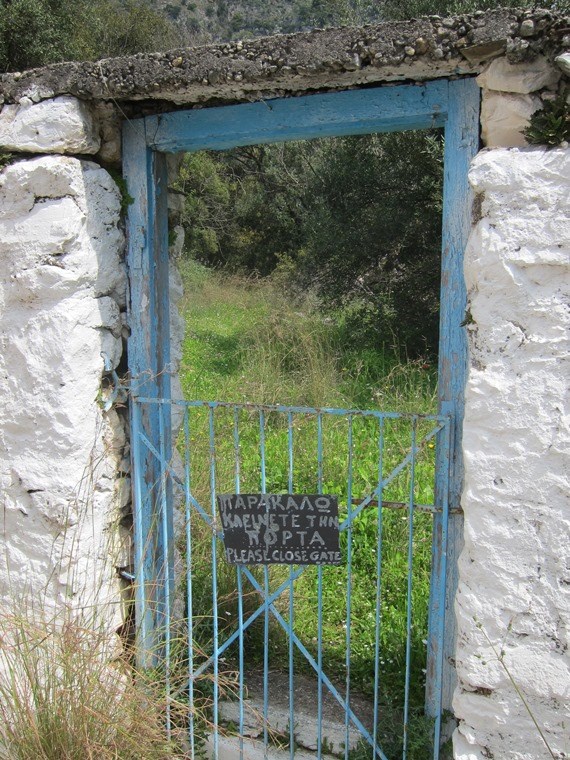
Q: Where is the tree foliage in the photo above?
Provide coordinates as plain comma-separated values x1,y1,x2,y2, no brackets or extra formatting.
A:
176,131,444,356
0,0,179,72
0,0,70,70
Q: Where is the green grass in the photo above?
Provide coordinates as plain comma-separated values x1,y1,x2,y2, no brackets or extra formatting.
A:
178,260,439,757
179,259,437,411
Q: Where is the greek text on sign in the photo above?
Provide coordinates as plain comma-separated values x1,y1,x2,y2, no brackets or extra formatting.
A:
217,494,341,565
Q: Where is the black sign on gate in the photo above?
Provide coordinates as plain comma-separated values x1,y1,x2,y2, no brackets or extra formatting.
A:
216,494,341,565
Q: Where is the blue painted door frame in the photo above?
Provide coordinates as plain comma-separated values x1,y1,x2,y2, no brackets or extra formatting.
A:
123,77,480,718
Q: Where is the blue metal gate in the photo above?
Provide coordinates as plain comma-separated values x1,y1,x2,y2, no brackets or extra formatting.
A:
131,397,452,759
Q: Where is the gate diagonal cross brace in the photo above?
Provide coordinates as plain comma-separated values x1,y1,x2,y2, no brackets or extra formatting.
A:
227,567,390,760
137,417,445,758
138,417,445,654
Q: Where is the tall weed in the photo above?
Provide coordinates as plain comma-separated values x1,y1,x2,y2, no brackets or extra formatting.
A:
0,601,187,760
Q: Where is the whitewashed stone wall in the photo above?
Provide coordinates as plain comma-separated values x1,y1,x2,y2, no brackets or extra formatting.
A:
0,96,188,641
0,148,128,631
454,147,570,760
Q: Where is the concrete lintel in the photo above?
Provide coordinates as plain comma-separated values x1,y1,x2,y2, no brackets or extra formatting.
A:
0,9,567,114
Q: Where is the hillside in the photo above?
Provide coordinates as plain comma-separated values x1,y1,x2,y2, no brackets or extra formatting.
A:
144,0,553,47
147,0,384,45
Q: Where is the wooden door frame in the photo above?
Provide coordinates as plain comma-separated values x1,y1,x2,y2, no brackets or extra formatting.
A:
123,77,480,722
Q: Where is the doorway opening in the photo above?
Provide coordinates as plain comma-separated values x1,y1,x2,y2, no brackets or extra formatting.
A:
124,78,479,760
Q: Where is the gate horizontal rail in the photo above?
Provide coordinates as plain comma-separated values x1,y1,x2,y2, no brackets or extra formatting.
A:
131,397,452,760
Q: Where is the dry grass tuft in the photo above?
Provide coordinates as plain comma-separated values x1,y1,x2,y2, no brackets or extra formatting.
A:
0,604,186,760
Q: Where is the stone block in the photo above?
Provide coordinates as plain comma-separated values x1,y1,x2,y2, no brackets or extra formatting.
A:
480,90,541,147
0,95,100,155
204,734,337,760
477,55,560,93
218,698,360,756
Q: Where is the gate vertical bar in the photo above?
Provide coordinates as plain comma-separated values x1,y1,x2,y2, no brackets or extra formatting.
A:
316,413,324,760
433,419,452,755
403,418,417,760
209,406,219,756
123,121,173,668
372,416,385,753
183,408,195,756
426,77,480,721
259,409,269,759
158,401,172,736
288,412,295,760
234,407,245,760
344,415,354,760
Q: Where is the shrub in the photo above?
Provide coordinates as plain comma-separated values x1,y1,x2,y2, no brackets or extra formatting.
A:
524,92,570,147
